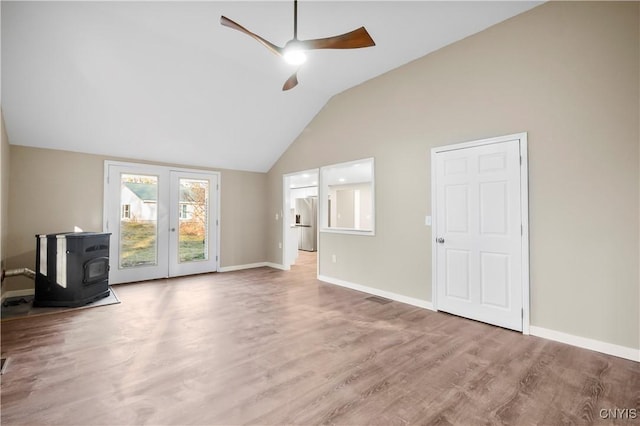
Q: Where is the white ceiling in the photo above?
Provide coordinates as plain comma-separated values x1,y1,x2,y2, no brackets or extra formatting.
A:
1,1,541,173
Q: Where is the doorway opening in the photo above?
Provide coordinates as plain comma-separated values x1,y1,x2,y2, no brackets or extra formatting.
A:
293,250,317,271
282,169,319,271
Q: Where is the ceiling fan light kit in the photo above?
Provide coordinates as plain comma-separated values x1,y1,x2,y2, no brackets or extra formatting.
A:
220,0,375,91
283,42,307,66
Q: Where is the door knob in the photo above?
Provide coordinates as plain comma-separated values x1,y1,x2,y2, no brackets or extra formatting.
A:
171,228,176,232
436,237,445,244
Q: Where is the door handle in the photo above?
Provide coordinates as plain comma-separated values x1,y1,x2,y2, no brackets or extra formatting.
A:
171,228,176,232
436,237,445,244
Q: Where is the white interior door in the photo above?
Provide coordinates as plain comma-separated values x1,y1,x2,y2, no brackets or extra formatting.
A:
105,162,219,284
433,136,526,331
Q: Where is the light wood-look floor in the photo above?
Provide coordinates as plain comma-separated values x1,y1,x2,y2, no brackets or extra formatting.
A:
1,251,638,425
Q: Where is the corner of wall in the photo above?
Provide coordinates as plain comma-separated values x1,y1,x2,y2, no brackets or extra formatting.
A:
0,109,11,298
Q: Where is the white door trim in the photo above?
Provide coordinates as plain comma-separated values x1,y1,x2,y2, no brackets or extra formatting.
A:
430,132,530,334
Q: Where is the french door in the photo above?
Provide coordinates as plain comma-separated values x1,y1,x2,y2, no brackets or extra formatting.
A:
431,134,529,332
104,162,219,284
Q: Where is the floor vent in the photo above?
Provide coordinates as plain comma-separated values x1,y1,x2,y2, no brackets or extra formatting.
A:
365,296,392,305
1,357,9,375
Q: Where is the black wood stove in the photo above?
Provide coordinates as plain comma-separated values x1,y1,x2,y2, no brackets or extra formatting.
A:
34,232,111,307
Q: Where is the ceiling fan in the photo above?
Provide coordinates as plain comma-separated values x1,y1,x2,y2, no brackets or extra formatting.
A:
220,0,375,91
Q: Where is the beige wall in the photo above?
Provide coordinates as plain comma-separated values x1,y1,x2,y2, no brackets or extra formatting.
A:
219,165,267,267
267,2,640,350
5,145,267,292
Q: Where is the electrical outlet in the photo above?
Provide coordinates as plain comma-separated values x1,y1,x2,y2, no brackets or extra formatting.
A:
425,215,432,226
275,213,279,221
331,254,337,263
278,242,282,249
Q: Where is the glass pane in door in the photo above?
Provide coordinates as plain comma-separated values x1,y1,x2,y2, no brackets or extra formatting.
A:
119,173,158,268
178,178,209,263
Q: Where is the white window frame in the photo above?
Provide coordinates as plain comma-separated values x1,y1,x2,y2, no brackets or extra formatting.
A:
319,157,375,236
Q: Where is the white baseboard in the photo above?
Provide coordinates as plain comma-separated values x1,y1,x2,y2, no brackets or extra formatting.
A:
9,268,633,362
219,262,268,272
265,262,289,271
1,289,35,304
316,275,638,363
529,326,639,362
317,274,434,311
219,262,289,273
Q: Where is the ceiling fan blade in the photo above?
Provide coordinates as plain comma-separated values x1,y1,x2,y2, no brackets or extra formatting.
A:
282,71,299,91
301,27,375,50
220,16,283,57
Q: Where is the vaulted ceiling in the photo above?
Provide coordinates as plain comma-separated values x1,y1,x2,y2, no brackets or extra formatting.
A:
1,1,541,172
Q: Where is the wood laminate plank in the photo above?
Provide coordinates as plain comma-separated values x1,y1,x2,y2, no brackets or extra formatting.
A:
1,251,638,425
